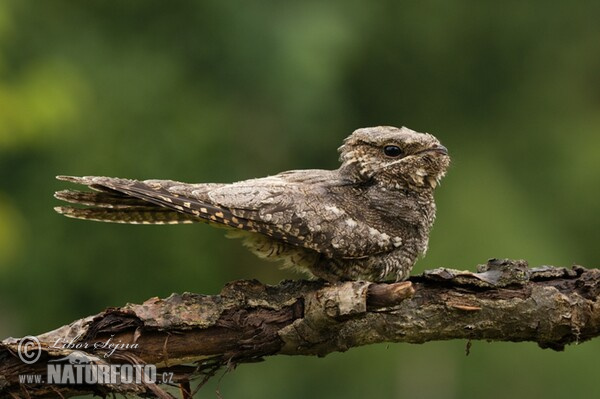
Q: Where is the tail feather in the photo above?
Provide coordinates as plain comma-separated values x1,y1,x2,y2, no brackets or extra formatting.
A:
54,190,151,209
54,175,261,232
55,176,202,224
54,206,200,224
54,175,236,227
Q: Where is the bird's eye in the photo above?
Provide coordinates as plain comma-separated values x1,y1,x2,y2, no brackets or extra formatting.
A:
383,145,403,158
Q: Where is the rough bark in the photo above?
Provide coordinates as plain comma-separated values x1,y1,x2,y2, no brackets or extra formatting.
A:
1,259,599,398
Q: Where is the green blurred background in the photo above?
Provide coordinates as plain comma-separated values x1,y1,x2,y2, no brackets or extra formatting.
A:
1,1,599,398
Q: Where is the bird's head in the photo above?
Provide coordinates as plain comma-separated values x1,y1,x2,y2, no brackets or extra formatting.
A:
339,126,450,189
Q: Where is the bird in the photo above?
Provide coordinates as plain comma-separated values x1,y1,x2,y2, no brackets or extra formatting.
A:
54,126,450,282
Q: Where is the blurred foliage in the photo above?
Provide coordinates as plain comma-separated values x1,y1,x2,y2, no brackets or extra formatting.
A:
0,1,599,398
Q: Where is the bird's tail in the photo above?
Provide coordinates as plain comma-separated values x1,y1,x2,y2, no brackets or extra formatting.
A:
54,175,254,231
54,177,201,225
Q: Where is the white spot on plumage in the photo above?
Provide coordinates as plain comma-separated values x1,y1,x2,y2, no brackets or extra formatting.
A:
345,218,358,228
325,205,343,215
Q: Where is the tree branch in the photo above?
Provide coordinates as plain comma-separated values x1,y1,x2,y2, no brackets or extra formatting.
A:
1,259,599,398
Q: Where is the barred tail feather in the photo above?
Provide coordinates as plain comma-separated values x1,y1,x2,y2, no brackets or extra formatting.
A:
54,176,201,224
54,175,240,229
54,190,151,209
54,206,200,224
54,175,264,233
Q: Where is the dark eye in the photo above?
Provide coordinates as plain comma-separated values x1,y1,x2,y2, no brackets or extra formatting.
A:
383,145,403,158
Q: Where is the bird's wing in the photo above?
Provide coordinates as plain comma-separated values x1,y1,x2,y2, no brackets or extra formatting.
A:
176,171,402,258
55,173,400,258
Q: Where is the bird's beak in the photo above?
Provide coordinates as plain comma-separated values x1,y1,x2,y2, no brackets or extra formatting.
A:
415,145,449,156
432,145,448,155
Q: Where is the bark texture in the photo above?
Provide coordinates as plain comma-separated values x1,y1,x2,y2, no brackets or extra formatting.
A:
1,259,599,398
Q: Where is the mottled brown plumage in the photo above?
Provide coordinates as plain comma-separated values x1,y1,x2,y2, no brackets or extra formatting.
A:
54,126,450,282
